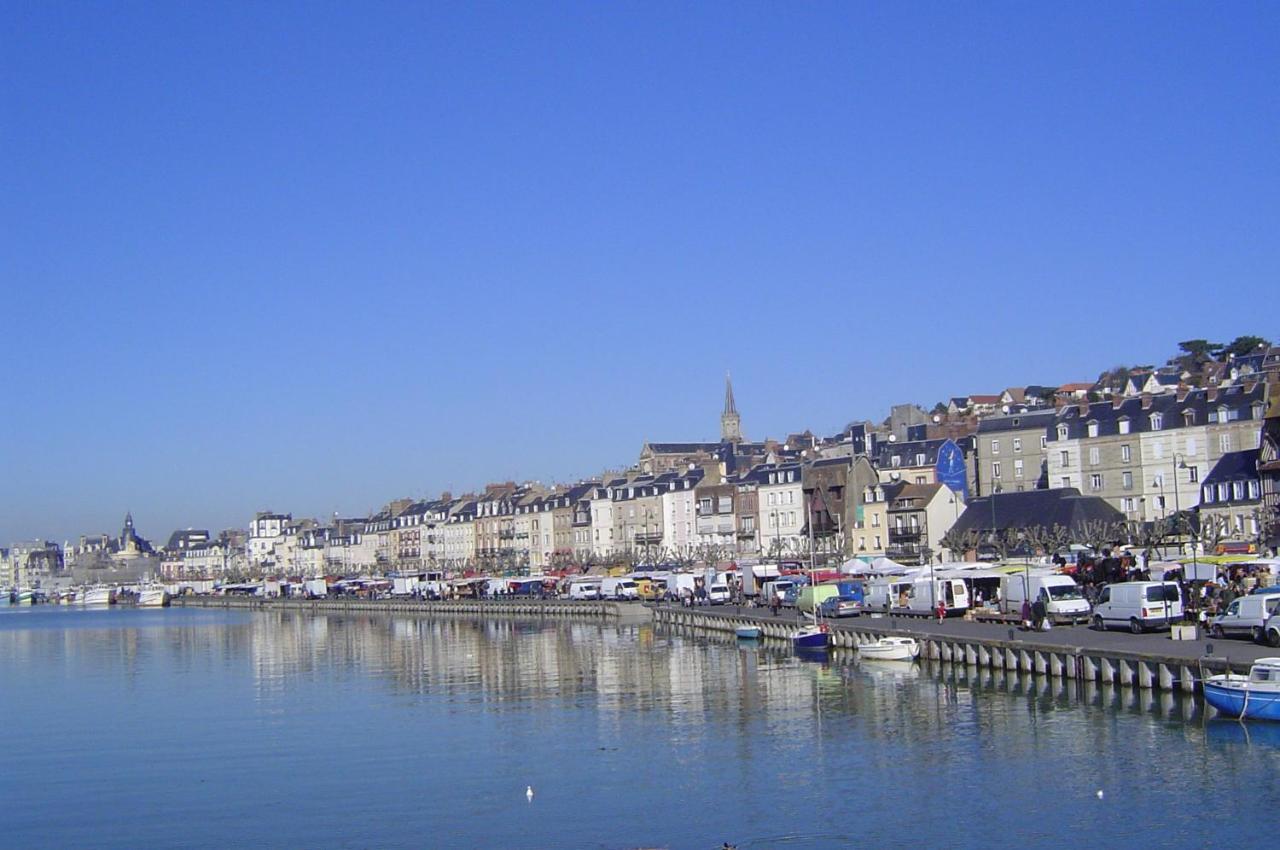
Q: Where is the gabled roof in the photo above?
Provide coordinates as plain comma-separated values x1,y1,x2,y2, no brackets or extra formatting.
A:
1202,450,1260,486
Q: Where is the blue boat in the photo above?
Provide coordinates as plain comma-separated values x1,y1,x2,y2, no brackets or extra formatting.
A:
1203,658,1280,721
791,624,829,650
736,626,762,640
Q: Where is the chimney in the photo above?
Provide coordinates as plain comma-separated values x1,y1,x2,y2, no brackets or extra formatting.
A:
1141,393,1153,409
1112,395,1125,411
1206,386,1219,403
1077,399,1090,417
1176,385,1189,402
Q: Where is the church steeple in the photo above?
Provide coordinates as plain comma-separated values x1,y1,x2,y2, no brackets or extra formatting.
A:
720,372,742,443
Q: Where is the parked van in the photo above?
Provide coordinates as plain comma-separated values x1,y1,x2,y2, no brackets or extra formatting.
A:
567,581,601,601
600,577,639,600
906,577,969,616
1091,581,1183,633
1211,594,1280,642
707,584,730,605
1000,573,1091,623
762,579,797,607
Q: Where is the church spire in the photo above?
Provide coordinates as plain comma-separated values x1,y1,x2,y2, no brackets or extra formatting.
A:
720,372,742,443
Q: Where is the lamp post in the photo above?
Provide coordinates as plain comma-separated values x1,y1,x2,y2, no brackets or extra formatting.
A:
1172,453,1187,557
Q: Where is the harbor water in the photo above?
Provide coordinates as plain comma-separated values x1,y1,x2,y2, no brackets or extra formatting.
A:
2,606,1277,849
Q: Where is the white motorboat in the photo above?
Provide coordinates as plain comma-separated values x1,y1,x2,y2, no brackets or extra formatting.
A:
136,586,168,608
857,636,920,661
81,586,113,608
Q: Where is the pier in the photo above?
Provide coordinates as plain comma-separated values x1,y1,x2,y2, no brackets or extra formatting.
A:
171,594,655,623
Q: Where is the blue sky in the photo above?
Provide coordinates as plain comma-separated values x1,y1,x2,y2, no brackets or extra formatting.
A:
2,2,1278,543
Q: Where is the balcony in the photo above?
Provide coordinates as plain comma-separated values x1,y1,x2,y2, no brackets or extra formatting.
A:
888,528,924,543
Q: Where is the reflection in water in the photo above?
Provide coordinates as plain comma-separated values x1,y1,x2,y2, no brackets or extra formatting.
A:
2,607,1279,850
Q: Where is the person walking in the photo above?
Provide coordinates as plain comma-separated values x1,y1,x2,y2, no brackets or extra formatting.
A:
936,598,947,623
1021,598,1033,631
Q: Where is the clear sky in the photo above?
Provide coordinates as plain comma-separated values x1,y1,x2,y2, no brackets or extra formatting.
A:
2,2,1278,544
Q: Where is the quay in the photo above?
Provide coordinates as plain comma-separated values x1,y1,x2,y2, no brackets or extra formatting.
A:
171,594,655,623
170,595,1276,696
656,605,1270,695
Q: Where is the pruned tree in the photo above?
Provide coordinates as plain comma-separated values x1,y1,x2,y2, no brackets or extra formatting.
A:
940,527,981,561
1025,523,1071,559
1076,519,1126,553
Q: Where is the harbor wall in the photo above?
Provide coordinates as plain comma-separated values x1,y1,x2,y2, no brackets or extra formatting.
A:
655,607,1246,694
172,595,654,623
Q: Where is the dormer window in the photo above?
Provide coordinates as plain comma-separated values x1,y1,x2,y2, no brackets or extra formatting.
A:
1254,403,1265,420
891,456,901,468
1056,425,1069,440
1183,410,1196,426
1150,413,1163,431
1087,420,1099,438
1118,418,1131,435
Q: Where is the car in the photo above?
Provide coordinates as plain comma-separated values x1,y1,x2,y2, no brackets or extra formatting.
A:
818,596,862,618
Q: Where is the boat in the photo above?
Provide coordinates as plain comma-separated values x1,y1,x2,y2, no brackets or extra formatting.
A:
791,622,830,650
136,586,169,608
1203,658,1280,721
857,636,920,661
11,589,34,606
81,586,113,608
790,496,831,652
735,625,763,640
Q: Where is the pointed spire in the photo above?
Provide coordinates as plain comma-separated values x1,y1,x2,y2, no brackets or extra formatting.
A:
724,372,737,416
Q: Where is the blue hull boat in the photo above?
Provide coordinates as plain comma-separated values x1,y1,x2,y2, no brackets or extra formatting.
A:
1203,658,1280,721
736,626,763,640
791,626,829,650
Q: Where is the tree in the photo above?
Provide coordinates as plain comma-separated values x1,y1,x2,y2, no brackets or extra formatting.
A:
1025,523,1072,559
1221,335,1271,360
940,527,981,561
1193,513,1226,558
1077,519,1126,553
1171,339,1224,372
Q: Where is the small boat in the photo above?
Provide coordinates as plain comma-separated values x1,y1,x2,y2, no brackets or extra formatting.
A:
136,586,169,608
1203,658,1280,721
735,626,763,640
791,623,830,650
81,586,113,608
857,637,920,661
12,589,34,606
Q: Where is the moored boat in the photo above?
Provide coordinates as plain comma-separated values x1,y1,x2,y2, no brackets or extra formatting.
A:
12,589,35,606
81,586,113,608
791,623,830,650
136,586,169,608
1203,658,1280,721
857,636,920,661
736,625,763,640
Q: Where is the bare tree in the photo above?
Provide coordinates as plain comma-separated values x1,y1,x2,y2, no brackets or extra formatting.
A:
940,527,981,561
1076,519,1126,553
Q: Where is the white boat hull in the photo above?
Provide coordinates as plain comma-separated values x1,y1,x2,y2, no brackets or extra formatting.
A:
81,588,113,607
858,638,920,661
136,588,168,608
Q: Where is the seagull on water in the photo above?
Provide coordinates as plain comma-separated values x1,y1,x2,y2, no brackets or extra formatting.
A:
526,785,534,802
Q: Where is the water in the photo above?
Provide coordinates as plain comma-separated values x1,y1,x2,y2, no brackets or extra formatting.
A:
2,607,1276,849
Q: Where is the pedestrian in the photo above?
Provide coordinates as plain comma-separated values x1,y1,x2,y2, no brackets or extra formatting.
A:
936,599,946,623
1021,599,1032,631
1031,596,1047,631
770,595,781,617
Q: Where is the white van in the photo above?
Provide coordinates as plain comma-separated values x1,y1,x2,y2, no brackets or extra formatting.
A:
1091,581,1183,633
707,584,730,605
1000,574,1091,623
600,577,639,600
567,581,601,601
905,577,969,616
1212,594,1280,642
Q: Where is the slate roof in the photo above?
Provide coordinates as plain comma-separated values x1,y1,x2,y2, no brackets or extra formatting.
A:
976,410,1056,435
1049,383,1266,441
1202,450,1260,486
949,488,1126,536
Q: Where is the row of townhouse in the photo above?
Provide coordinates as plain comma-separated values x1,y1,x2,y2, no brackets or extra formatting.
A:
971,382,1270,531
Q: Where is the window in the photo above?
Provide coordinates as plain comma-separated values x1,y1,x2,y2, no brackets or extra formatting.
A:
1156,495,1166,513
1059,450,1070,467
874,535,882,549
1122,471,1133,490
915,453,926,466
992,462,1001,479
1202,485,1214,504
1040,436,1047,449
891,456,901,468
1121,444,1131,463
1153,441,1164,459
1014,460,1024,479
1057,425,1068,440
1013,438,1022,452
1119,419,1131,435
1061,477,1071,488
915,475,926,484
768,493,776,506
991,440,1000,455
1187,466,1199,483
698,498,711,514
1249,480,1261,500
1186,437,1197,455
872,513,880,528
1218,483,1229,501
1220,433,1232,453
1087,421,1099,438
1233,481,1245,501
1153,473,1164,488
1121,497,1135,512
717,496,732,513
742,516,755,532
1090,473,1103,491
1183,410,1196,426
1150,413,1163,430
1089,447,1100,466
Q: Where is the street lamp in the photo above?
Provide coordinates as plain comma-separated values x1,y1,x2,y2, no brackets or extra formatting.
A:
1172,453,1188,556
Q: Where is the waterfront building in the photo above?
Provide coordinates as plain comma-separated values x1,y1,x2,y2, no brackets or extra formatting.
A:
693,467,738,562
974,409,1055,496
248,511,291,568
746,462,805,558
659,467,702,562
852,480,889,558
1047,383,1267,523
883,482,962,565
1260,382,1280,553
440,500,477,570
1197,449,1263,550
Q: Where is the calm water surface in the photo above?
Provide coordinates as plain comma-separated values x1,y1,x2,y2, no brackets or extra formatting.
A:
1,606,1275,849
